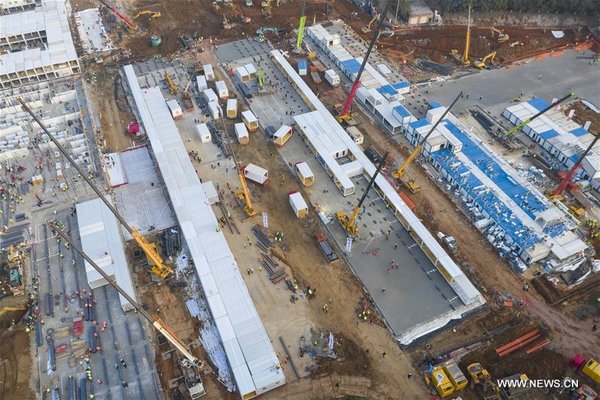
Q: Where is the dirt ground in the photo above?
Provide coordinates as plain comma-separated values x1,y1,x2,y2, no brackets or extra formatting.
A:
565,99,600,134
0,328,34,400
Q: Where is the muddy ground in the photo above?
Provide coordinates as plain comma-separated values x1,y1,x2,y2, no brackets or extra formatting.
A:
0,327,34,400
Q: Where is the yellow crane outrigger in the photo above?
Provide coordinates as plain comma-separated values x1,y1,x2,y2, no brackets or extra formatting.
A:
19,99,173,279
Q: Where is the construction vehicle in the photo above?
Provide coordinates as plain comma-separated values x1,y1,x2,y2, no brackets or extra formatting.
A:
133,10,161,20
164,73,178,95
392,92,463,180
296,0,308,49
505,92,574,136
229,3,251,24
361,15,377,34
235,167,257,217
473,51,496,69
182,81,194,112
467,363,501,399
491,27,509,43
553,134,600,197
336,153,388,236
98,0,137,30
337,0,393,125
257,69,265,92
48,221,205,398
19,99,173,279
449,5,471,65
315,231,338,262
571,384,598,400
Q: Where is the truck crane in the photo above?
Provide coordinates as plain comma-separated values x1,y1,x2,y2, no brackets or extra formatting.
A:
337,0,392,125
449,5,471,65
98,0,138,30
236,167,257,217
18,99,173,279
392,92,463,180
133,10,161,20
296,0,307,49
47,220,206,398
552,133,600,197
337,152,388,236
504,92,574,136
164,72,178,95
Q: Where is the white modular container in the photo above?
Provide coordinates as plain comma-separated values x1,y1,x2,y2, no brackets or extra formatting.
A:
273,125,292,147
324,69,340,87
196,75,208,92
340,160,363,178
195,123,212,143
295,162,314,187
234,123,249,144
202,181,219,205
244,63,257,80
426,106,446,125
289,191,308,218
215,80,229,100
376,63,392,76
366,88,385,107
166,99,183,120
203,64,215,81
345,126,364,144
207,101,221,119
203,89,218,104
241,110,258,132
226,99,238,119
235,66,250,82
243,163,269,185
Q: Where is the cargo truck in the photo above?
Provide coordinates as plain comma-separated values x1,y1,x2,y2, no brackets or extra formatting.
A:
315,231,338,263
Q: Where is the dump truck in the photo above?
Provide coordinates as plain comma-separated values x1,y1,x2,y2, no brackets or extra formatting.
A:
315,231,338,263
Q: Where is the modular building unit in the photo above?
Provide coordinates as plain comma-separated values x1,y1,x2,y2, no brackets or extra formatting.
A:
324,69,340,86
376,63,392,76
431,367,455,398
289,191,308,218
234,123,249,144
273,125,292,147
244,63,257,80
195,123,212,143
203,88,218,104
215,80,229,100
298,59,308,76
196,75,208,92
226,99,238,118
295,162,314,186
235,66,250,82
443,363,468,391
243,163,269,185
207,101,221,119
203,64,215,81
241,110,259,132
345,126,364,144
166,99,183,120
427,106,446,125
202,181,219,205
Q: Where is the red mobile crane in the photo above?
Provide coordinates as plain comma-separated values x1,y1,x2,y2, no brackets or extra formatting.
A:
336,0,392,124
553,133,600,196
98,0,138,30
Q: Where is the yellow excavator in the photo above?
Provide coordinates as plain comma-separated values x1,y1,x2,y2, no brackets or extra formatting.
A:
467,362,501,399
19,99,173,279
473,51,496,69
393,92,463,180
133,10,161,20
490,27,509,43
236,167,257,217
361,15,377,33
337,153,388,237
449,5,471,65
164,72,178,95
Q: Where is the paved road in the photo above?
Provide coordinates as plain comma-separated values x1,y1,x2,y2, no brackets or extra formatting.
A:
423,50,600,115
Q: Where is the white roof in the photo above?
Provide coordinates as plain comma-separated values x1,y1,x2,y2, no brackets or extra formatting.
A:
166,99,181,111
241,110,257,123
273,125,291,139
195,123,210,136
244,163,268,176
76,196,136,311
124,66,284,396
215,80,228,91
289,191,308,209
236,66,249,77
226,99,237,110
203,64,214,74
296,162,313,178
234,123,249,137
244,63,257,74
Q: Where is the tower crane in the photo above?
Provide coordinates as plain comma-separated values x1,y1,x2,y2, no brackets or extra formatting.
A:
18,99,173,279
98,0,138,30
553,133,600,197
392,92,463,180
47,221,206,398
336,0,392,124
504,92,574,136
337,152,388,236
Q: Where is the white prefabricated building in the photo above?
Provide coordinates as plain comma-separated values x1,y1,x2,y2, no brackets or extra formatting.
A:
215,80,229,100
324,69,340,87
208,101,221,119
295,162,314,186
195,123,212,143
244,63,257,80
243,163,269,185
203,64,215,80
235,66,250,82
289,191,308,218
345,126,364,144
166,99,182,120
196,75,208,92
226,99,238,118
76,197,136,312
273,125,292,147
203,88,218,104
234,123,249,144
202,181,219,205
241,110,258,132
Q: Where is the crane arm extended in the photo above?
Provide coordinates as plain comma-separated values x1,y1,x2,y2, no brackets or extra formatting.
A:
553,134,600,196
348,152,389,225
238,171,256,216
340,0,393,118
462,5,471,64
98,0,137,30
18,98,172,279
48,221,202,369
505,92,574,136
393,91,463,179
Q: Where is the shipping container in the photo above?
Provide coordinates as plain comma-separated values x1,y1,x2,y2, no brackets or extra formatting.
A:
202,181,219,205
215,80,229,100
426,106,446,125
243,163,269,185
340,160,363,178
295,162,314,186
241,110,258,132
298,59,308,76
166,99,183,120
345,126,364,144
203,64,215,81
273,125,292,147
195,123,212,143
235,66,250,82
203,88,218,104
244,63,257,80
226,99,238,119
289,191,308,218
234,123,249,144
430,368,455,398
324,69,340,87
196,75,208,92
207,101,221,119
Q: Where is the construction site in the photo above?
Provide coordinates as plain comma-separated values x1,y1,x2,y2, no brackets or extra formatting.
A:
0,0,599,399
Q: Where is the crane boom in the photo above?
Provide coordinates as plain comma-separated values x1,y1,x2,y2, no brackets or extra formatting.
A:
337,0,392,122
462,5,471,64
236,170,257,217
505,92,574,136
553,134,600,196
393,92,463,179
18,98,172,279
98,0,137,30
47,221,205,374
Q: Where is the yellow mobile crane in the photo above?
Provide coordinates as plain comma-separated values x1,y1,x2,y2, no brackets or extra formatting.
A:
133,10,161,20
18,99,173,279
449,5,471,65
164,73,178,95
48,221,206,398
337,152,388,236
236,166,257,217
392,92,463,180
